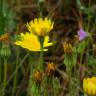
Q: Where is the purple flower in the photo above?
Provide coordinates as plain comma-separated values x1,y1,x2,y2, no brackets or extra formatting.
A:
77,28,88,41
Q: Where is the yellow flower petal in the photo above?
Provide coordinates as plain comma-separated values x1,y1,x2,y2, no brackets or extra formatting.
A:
44,36,53,47
26,17,54,36
83,77,96,96
15,32,52,51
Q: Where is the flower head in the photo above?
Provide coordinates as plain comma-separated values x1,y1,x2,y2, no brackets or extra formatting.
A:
83,77,96,96
26,17,54,36
47,62,55,75
63,42,72,54
0,33,9,43
77,28,88,41
34,70,42,83
15,32,52,51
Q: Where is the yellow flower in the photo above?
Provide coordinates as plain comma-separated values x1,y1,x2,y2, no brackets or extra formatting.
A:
83,77,96,96
26,17,54,36
15,32,52,51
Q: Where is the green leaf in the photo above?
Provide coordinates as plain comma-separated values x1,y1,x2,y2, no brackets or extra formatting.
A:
87,55,96,66
77,41,87,54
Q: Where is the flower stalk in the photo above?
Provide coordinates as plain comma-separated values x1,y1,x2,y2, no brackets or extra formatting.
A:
12,48,19,96
38,37,44,70
0,0,5,35
29,55,33,96
2,57,7,96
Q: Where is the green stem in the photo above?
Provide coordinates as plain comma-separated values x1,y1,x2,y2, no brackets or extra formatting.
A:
0,57,2,96
40,41,44,69
66,55,73,96
28,54,33,96
12,48,19,96
0,57,2,84
87,0,91,31
2,57,7,96
0,0,5,35
38,37,44,71
67,68,72,96
37,0,42,17
0,53,29,94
